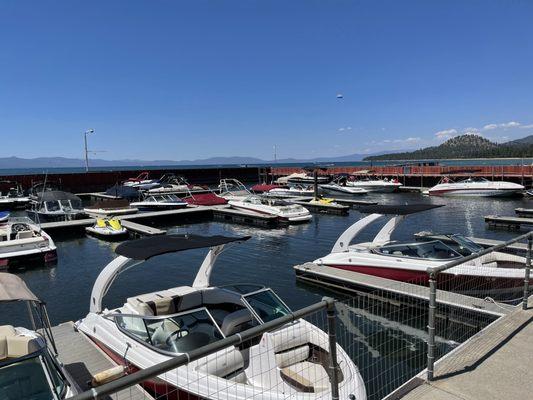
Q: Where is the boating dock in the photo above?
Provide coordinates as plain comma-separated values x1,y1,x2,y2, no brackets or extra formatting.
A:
484,215,533,230
120,220,166,235
514,207,533,217
294,262,514,317
212,207,278,226
390,297,533,400
52,322,153,400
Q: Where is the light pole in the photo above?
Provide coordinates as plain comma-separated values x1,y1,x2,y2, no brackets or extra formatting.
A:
84,129,95,172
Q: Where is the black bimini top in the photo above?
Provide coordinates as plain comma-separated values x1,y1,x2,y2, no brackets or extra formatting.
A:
36,190,81,202
115,234,251,260
357,204,444,215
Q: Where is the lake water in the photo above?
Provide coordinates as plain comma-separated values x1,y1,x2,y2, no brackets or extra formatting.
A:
2,191,530,399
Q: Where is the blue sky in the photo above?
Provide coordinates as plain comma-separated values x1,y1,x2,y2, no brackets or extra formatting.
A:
1,1,533,160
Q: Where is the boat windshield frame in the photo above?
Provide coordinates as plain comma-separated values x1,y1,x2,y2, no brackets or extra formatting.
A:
110,306,226,357
241,287,292,324
447,234,484,254
373,240,463,261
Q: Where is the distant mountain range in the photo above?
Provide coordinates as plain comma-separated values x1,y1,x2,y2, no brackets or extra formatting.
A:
364,134,533,161
0,151,395,170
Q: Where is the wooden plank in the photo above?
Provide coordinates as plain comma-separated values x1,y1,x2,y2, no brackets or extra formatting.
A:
40,218,96,230
294,262,514,317
52,322,152,400
120,220,166,235
484,215,533,230
515,207,533,217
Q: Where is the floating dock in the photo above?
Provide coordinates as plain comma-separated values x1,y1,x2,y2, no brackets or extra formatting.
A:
52,322,153,400
120,220,166,235
514,207,533,217
288,199,350,215
294,262,514,317
389,297,533,400
212,207,278,227
484,215,533,230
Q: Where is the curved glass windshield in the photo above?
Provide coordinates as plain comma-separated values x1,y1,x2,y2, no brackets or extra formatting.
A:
45,201,60,212
243,289,291,323
376,241,462,260
115,308,223,354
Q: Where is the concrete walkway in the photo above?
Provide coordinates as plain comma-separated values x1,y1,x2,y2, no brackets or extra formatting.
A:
398,302,533,400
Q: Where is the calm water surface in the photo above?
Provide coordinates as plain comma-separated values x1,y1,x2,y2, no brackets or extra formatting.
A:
2,192,530,398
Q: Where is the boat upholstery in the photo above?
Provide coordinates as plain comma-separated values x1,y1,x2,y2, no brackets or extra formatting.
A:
196,347,245,378
0,325,41,360
127,290,204,316
275,344,310,369
220,308,253,336
281,361,330,392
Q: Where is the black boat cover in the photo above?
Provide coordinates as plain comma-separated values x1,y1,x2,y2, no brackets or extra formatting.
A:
357,204,444,215
116,234,250,260
35,190,81,202
105,184,140,200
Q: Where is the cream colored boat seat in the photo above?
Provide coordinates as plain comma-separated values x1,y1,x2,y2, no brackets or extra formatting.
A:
281,361,330,393
16,230,34,240
127,291,204,316
0,325,41,360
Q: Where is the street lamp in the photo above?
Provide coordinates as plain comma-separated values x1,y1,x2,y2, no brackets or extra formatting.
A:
84,129,95,172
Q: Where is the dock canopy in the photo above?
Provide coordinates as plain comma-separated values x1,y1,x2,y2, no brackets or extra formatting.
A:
35,190,80,202
0,273,41,303
357,204,444,215
116,234,251,260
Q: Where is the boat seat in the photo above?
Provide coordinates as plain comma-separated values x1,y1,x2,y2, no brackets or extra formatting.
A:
280,361,330,393
196,347,245,378
15,231,34,240
275,344,310,368
0,326,40,359
220,308,254,336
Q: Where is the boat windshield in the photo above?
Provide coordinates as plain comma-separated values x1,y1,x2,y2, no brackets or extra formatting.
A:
375,240,462,260
114,308,223,354
461,177,489,183
45,201,60,212
242,288,291,323
448,234,484,254
0,352,65,400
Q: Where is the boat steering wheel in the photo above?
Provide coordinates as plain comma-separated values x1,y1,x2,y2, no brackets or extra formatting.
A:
12,223,30,232
166,329,189,345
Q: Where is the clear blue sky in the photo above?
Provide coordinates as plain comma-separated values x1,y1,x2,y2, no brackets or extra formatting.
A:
1,1,533,161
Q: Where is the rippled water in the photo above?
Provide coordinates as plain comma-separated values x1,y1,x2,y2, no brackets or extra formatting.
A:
2,191,530,398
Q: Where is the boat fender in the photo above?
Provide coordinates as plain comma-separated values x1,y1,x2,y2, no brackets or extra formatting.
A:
90,365,127,387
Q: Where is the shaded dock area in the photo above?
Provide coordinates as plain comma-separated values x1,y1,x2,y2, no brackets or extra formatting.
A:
52,322,153,400
391,298,533,400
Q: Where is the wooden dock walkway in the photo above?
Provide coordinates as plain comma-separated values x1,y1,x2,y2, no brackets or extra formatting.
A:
514,207,533,217
389,298,533,400
288,199,350,215
120,220,166,235
294,262,514,317
52,322,153,400
213,207,278,227
484,215,533,230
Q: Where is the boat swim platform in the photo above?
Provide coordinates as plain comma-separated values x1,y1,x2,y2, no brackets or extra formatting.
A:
484,215,533,231
385,296,533,400
293,262,514,317
413,232,528,254
52,322,153,400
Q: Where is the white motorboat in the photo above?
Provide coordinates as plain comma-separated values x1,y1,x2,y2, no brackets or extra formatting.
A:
312,204,526,298
123,172,160,190
0,273,79,399
86,218,129,239
265,185,315,197
0,217,57,269
27,191,86,222
428,177,524,197
84,200,138,217
277,173,330,185
228,195,312,222
320,183,368,195
76,234,366,400
218,179,251,199
345,177,402,193
130,194,188,211
0,181,30,210
147,174,204,195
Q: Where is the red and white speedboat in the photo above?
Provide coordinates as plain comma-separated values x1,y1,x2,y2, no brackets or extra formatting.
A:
76,234,366,400
313,205,526,298
428,177,524,197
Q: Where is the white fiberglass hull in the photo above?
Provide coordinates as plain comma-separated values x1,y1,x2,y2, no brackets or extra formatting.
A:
428,188,522,197
76,314,366,400
228,201,312,222
345,182,402,193
320,185,368,195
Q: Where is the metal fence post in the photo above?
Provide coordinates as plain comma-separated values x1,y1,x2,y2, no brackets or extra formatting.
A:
523,235,532,310
427,271,437,381
325,297,340,400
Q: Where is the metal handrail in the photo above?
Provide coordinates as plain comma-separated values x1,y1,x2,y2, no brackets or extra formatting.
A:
69,298,337,400
425,231,533,381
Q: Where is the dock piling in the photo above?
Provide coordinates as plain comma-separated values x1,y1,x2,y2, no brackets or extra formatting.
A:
426,273,437,381
523,236,532,310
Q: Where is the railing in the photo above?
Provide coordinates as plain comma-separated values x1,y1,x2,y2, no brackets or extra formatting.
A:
425,231,533,381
